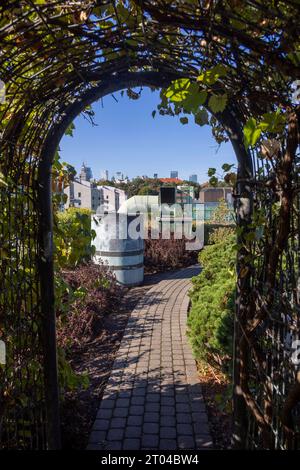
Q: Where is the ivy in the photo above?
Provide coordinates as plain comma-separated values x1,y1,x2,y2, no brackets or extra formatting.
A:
197,64,228,85
208,94,228,114
165,78,192,102
243,110,286,149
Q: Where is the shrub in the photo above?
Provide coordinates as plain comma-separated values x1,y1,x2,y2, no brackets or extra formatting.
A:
56,263,123,353
187,227,236,370
208,225,235,245
204,223,235,245
144,234,198,273
54,207,96,268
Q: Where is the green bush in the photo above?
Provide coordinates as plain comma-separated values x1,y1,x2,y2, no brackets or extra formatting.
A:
187,228,236,370
204,223,235,245
54,207,96,268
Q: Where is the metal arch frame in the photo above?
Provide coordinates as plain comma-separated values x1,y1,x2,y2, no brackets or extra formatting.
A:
38,70,253,449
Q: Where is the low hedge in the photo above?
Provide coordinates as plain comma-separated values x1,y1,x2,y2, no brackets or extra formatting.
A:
187,227,236,370
204,222,235,245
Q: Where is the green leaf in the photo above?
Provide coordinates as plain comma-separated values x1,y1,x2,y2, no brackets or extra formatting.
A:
243,117,262,148
152,110,156,119
194,108,209,126
208,94,228,113
0,172,7,187
165,78,191,102
65,122,75,137
180,116,188,125
209,176,218,186
222,163,234,172
197,65,228,85
208,168,216,177
183,89,207,113
258,111,286,133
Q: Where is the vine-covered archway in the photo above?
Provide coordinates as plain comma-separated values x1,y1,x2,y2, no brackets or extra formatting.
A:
0,1,299,449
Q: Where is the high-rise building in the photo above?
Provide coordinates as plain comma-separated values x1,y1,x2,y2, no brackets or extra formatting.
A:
101,170,109,181
116,171,124,181
153,173,158,179
79,162,93,182
170,170,178,179
189,174,198,183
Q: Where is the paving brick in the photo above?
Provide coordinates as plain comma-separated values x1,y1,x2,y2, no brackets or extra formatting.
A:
130,405,144,415
118,390,132,399
125,426,142,438
100,399,115,409
127,415,143,426
146,393,160,403
145,402,160,413
176,394,190,404
143,422,159,434
161,406,175,416
144,412,160,423
113,407,128,418
142,434,159,448
123,438,140,450
93,419,110,431
160,426,177,439
107,441,122,450
87,266,212,450
161,396,175,406
159,439,177,450
116,398,130,408
131,396,145,406
132,387,147,397
160,416,176,427
177,423,193,436
96,408,112,420
107,428,124,441
177,413,192,424
176,403,190,413
110,417,126,428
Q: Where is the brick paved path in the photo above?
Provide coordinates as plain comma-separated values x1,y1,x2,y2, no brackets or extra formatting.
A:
88,266,212,450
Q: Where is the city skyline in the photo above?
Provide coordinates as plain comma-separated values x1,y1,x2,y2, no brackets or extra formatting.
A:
60,88,236,184
73,165,202,184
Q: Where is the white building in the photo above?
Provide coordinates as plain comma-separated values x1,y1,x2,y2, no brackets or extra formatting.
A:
96,185,127,213
64,180,126,213
64,179,100,211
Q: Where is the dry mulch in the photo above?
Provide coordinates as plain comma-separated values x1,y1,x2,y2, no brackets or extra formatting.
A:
197,363,232,449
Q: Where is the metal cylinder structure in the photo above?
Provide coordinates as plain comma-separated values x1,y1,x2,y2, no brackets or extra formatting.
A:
92,214,144,287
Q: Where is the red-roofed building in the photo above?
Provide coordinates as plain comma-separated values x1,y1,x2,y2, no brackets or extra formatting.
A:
159,178,183,184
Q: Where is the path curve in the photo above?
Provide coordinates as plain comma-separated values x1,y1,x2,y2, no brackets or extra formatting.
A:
88,265,212,450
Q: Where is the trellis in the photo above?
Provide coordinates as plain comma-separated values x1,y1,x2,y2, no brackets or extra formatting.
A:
0,0,299,449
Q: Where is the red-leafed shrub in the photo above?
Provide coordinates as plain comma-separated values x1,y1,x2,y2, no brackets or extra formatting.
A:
144,235,199,273
56,263,123,352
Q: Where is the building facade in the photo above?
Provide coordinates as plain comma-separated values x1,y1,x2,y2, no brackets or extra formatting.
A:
97,185,127,213
64,179,99,211
199,187,233,221
64,180,126,212
189,174,198,183
79,162,93,182
170,170,178,179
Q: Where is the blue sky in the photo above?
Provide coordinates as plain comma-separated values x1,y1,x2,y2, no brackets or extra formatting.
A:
60,88,236,183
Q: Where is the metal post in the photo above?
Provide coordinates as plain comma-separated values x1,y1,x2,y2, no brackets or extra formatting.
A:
38,158,61,450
